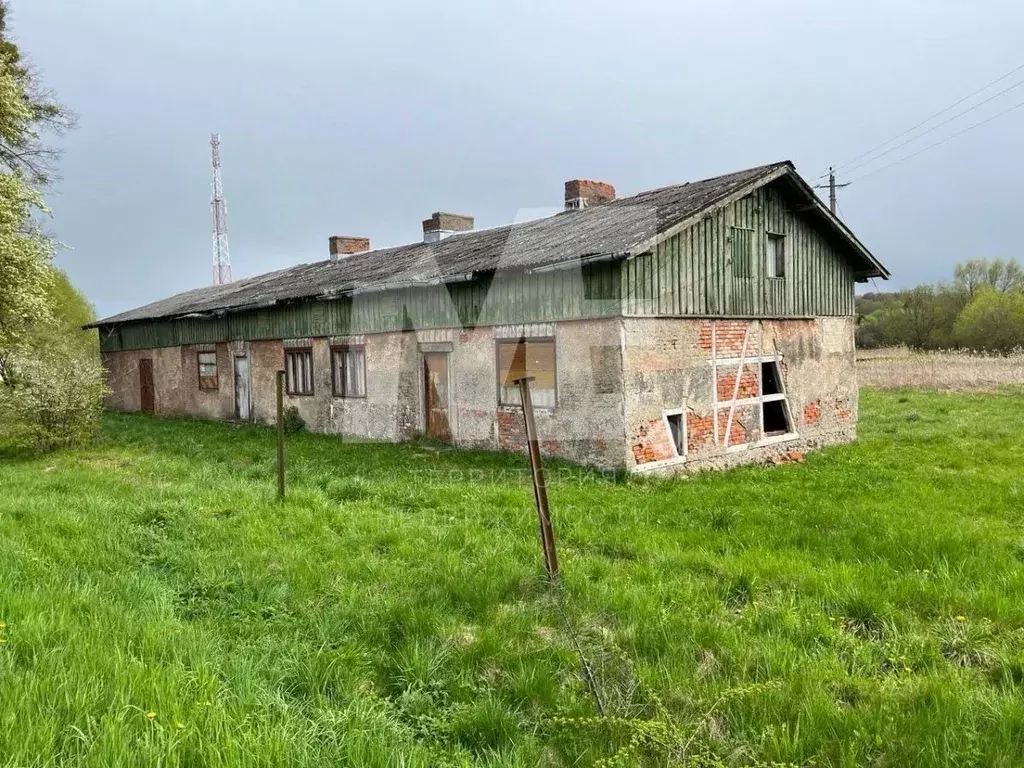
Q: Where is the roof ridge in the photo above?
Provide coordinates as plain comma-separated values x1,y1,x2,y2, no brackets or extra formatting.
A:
90,159,886,328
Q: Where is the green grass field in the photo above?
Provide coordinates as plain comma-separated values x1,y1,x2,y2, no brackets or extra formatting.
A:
2,389,1024,767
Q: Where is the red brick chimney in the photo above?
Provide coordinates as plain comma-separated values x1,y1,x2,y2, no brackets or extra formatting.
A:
564,179,616,210
422,212,473,243
329,235,370,261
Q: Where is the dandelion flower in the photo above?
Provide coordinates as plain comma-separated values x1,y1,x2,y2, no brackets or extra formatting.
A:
956,615,967,622
146,711,157,720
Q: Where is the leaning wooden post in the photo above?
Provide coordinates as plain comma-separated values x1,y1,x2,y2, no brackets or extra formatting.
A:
515,375,559,582
276,370,285,501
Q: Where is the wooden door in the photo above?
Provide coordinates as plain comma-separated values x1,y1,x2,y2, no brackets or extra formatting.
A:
138,358,155,414
423,352,451,442
234,356,251,420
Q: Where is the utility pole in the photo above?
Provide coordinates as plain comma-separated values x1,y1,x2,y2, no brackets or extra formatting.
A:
815,167,850,217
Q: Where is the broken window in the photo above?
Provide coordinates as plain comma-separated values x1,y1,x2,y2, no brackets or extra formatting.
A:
766,233,785,278
666,412,685,457
331,346,366,398
198,351,218,390
760,360,792,436
497,338,556,408
285,349,314,396
731,227,753,278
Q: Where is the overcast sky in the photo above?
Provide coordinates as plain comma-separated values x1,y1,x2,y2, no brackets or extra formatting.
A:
13,0,1024,318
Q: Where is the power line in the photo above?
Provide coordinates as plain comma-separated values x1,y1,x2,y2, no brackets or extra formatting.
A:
825,59,1024,177
847,96,1024,184
838,76,1024,177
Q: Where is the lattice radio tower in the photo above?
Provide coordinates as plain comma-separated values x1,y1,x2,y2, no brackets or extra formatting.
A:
210,133,232,285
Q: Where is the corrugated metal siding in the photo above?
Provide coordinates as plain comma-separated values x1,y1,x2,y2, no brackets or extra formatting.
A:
623,183,854,317
99,262,622,351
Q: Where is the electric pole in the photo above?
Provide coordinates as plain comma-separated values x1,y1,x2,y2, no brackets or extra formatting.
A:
815,167,850,217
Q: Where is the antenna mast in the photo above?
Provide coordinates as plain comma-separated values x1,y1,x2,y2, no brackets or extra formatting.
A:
210,133,232,285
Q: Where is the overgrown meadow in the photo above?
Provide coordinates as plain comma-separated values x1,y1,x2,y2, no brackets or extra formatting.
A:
2,389,1024,766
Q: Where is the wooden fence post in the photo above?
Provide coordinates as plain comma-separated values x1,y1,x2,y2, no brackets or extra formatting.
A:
515,375,559,582
276,370,285,501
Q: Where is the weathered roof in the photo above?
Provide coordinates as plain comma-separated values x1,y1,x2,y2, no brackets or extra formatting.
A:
92,161,887,326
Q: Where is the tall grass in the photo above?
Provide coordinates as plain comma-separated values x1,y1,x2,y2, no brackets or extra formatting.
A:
2,390,1024,766
857,346,1024,390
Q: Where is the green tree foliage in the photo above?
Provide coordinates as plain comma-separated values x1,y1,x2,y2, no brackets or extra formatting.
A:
954,289,1024,353
0,2,103,451
954,258,1024,298
0,1,74,185
29,268,98,358
856,259,1024,352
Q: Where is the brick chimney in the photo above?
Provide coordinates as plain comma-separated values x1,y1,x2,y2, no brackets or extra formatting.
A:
422,212,473,243
564,179,615,210
329,235,370,261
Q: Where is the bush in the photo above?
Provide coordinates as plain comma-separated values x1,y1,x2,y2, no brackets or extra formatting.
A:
954,289,1024,353
281,405,306,434
0,351,107,452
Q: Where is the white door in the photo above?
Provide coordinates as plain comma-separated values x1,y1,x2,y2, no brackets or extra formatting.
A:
234,356,251,420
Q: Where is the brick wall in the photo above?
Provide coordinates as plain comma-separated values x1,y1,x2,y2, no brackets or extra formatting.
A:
630,417,675,464
698,320,749,355
716,364,759,401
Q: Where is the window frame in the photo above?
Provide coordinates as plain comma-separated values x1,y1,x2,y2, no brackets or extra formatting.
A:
663,408,687,459
731,226,754,278
197,351,219,391
766,232,786,279
284,347,315,397
330,344,367,399
495,336,557,409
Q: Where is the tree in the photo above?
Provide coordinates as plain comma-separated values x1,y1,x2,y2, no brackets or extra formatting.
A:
0,1,74,184
954,289,1024,353
954,259,1024,298
27,268,97,358
0,171,52,384
0,4,104,452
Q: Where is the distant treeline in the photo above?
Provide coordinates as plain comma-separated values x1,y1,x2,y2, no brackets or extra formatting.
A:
856,259,1024,352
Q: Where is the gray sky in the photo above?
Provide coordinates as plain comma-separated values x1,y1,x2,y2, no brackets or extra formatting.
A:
14,0,1024,317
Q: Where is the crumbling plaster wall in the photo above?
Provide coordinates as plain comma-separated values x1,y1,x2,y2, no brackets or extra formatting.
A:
623,316,857,473
100,315,856,474
100,318,628,469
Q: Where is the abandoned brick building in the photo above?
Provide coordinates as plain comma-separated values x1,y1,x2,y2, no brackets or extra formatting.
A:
90,161,888,472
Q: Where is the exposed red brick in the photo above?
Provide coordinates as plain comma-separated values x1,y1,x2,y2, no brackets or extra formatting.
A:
698,320,751,354
835,397,852,423
716,365,759,401
565,179,615,208
803,401,822,427
717,411,748,446
687,411,714,453
497,410,526,451
631,418,675,464
329,236,370,256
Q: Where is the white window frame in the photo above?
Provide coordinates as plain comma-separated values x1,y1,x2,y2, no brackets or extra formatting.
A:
663,408,687,460
766,232,785,279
